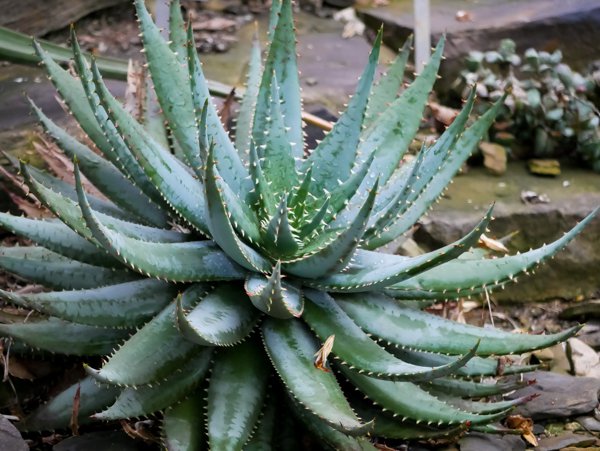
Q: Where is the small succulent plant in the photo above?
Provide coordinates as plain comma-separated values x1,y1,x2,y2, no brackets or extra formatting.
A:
455,38,600,172
0,2,597,449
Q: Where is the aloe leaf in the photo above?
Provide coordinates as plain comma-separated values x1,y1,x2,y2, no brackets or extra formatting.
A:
299,196,330,238
0,317,131,355
311,206,493,292
20,376,120,431
204,146,272,273
186,26,250,195
337,291,581,356
177,284,259,346
290,399,378,451
389,208,599,293
244,262,304,318
22,164,186,245
66,35,166,206
30,101,169,228
133,0,200,169
284,180,378,278
0,213,116,267
261,318,372,435
393,348,537,378
254,0,303,159
303,290,477,381
305,30,381,194
0,280,176,328
235,29,262,158
168,0,187,67
163,390,207,451
0,246,137,289
359,37,445,184
363,35,412,128
263,195,300,257
427,391,533,415
248,141,277,220
88,285,206,386
89,60,210,235
365,95,507,248
423,377,529,398
243,397,275,450
207,341,269,450
340,366,508,426
288,165,312,219
75,167,245,282
94,348,213,420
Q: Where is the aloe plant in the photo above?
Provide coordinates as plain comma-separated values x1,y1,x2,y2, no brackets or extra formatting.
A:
0,1,597,448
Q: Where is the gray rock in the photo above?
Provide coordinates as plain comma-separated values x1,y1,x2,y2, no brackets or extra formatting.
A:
0,416,27,451
53,430,141,451
508,371,600,420
576,415,600,432
358,0,600,92
412,163,600,302
537,432,596,451
459,432,525,451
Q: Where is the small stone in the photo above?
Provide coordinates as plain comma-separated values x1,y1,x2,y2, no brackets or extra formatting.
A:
508,371,600,420
537,432,596,451
528,158,561,176
567,338,600,378
479,141,507,176
0,416,27,451
576,415,600,431
305,77,318,87
459,432,526,451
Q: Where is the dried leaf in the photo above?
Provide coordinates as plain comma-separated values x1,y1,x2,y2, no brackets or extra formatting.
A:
124,60,146,122
505,414,538,447
314,335,335,372
218,88,236,132
70,385,81,436
478,234,509,253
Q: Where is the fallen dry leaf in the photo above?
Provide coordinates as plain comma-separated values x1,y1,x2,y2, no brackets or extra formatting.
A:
506,414,538,447
70,385,81,436
314,335,335,372
478,234,509,253
218,88,237,132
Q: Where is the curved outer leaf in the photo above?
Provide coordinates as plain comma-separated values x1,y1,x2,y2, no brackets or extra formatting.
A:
75,166,245,283
87,284,206,386
0,280,176,328
310,206,493,292
261,318,372,435
337,292,582,356
168,0,188,67
0,317,131,355
290,399,378,451
21,376,120,431
363,35,413,128
0,246,138,290
284,180,378,278
89,61,210,234
354,405,467,440
393,347,537,377
340,366,509,426
162,390,207,451
176,284,259,346
94,348,213,420
389,207,599,293
0,213,116,267
22,164,187,244
303,289,477,381
305,30,381,194
30,101,169,228
207,341,269,450
254,0,303,159
423,377,529,398
244,262,304,319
